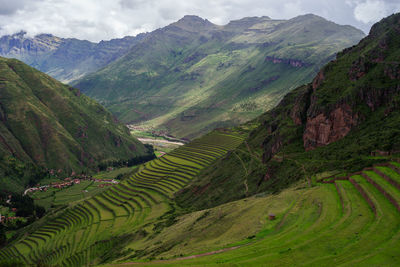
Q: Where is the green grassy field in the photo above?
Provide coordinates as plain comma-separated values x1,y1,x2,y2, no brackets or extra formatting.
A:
103,161,400,266
30,181,107,211
93,167,138,180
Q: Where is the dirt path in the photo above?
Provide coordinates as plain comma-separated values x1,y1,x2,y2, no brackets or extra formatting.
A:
233,152,249,195
284,154,311,187
117,245,243,266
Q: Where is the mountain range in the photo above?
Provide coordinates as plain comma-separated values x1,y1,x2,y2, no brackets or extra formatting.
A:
74,14,365,138
0,12,399,266
0,31,147,83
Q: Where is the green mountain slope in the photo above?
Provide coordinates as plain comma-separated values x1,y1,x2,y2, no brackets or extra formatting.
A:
75,14,365,139
176,13,400,210
0,57,153,192
0,32,147,83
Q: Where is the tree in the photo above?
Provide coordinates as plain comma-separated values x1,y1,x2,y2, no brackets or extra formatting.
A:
0,224,6,247
35,205,46,218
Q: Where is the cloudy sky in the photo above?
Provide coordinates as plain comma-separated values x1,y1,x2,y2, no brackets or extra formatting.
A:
0,0,399,42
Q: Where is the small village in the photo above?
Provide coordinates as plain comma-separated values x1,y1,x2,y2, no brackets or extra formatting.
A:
0,206,21,223
24,175,119,195
1,170,121,224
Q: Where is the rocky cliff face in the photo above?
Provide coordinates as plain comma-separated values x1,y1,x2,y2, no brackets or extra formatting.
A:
303,103,358,150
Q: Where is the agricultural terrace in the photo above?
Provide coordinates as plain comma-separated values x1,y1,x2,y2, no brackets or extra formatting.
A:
0,130,245,266
114,160,400,266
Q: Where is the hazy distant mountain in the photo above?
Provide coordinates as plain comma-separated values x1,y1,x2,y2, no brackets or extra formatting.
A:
0,31,147,83
74,14,365,138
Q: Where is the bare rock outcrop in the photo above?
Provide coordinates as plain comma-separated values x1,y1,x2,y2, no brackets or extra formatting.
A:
303,103,358,151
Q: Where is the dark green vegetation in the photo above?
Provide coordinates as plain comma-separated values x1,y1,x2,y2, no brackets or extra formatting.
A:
0,31,147,83
0,131,245,266
75,14,364,138
176,13,400,211
0,57,153,193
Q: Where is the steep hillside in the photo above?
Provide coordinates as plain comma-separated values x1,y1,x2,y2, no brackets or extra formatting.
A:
176,13,400,210
0,57,153,192
75,14,364,139
0,32,146,83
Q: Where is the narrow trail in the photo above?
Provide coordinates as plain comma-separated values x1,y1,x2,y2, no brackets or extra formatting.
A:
118,245,244,265
233,152,249,195
284,154,311,187
244,179,249,195
245,141,262,163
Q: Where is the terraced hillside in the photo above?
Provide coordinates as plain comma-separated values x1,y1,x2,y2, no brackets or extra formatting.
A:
105,160,400,266
0,130,245,266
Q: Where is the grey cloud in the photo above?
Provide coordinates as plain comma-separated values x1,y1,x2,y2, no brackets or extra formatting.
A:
119,0,148,10
0,0,30,15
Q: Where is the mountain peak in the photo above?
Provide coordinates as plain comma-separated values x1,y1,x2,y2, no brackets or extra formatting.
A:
10,31,28,39
178,15,208,22
173,15,215,30
289,13,327,23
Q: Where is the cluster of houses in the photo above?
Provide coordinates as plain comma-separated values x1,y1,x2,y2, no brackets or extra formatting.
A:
0,215,22,222
25,178,80,194
0,208,21,223
25,177,119,195
93,179,119,188
51,178,82,189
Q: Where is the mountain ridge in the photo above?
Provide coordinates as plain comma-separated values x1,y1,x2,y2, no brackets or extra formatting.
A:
75,14,365,139
0,31,147,82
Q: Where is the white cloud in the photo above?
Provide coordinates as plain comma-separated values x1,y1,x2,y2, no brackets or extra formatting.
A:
354,0,388,23
0,0,399,42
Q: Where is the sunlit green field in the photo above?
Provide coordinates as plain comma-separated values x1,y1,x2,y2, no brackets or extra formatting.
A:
105,162,400,266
